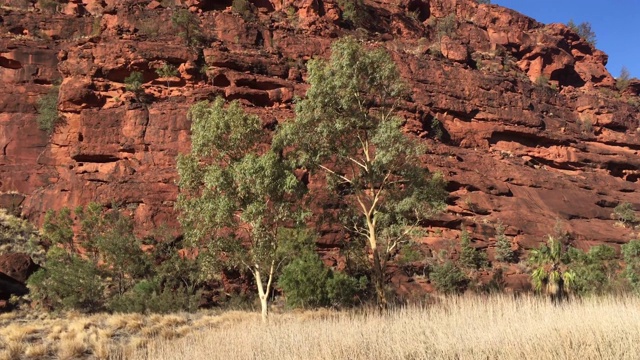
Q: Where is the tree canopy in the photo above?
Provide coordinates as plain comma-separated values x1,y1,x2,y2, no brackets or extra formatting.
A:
275,37,447,307
177,97,306,321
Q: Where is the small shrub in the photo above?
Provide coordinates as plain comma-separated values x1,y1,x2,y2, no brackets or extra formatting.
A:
567,19,596,46
459,227,487,270
138,18,160,39
614,202,636,226
337,0,367,28
494,222,516,263
36,85,61,134
430,261,468,294
568,245,619,295
124,71,144,97
171,8,202,47
232,0,256,22
430,116,444,141
28,247,105,312
535,75,549,87
38,0,58,13
278,252,330,309
326,272,367,307
477,0,491,3
622,240,640,294
155,63,178,88
616,66,632,92
435,14,456,41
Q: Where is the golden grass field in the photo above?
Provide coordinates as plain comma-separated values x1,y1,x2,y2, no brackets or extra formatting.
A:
1,295,638,359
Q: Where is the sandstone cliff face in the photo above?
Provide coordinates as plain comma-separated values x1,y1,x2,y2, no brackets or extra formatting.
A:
1,0,639,292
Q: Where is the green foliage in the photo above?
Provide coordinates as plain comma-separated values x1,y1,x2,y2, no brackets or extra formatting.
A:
477,0,491,3
430,261,468,294
616,66,632,91
622,240,640,294
277,229,366,309
38,0,58,13
177,97,306,319
458,227,487,270
28,247,105,312
171,8,202,47
232,0,256,21
0,210,45,264
528,236,576,301
27,204,202,313
494,222,516,263
613,202,636,226
435,14,457,41
326,272,367,307
535,75,550,87
28,208,104,312
278,252,330,308
567,19,596,46
567,245,619,296
124,71,144,95
156,63,179,88
337,0,367,28
36,85,61,134
275,37,447,307
430,116,444,141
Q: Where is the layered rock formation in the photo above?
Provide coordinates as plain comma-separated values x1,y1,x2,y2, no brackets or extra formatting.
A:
1,0,639,292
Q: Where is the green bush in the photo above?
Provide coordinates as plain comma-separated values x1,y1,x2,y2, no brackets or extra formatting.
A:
435,14,457,41
614,202,636,226
326,272,367,307
494,222,516,263
125,71,144,94
156,63,178,88
568,245,619,295
232,0,256,21
430,261,468,294
337,0,367,27
36,85,61,134
278,252,330,308
278,258,365,309
622,240,640,294
459,227,487,270
27,204,202,313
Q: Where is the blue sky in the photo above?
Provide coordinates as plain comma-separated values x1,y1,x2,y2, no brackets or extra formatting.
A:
492,0,640,78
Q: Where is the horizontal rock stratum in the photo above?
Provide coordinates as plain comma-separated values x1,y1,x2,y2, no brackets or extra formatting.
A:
1,0,639,293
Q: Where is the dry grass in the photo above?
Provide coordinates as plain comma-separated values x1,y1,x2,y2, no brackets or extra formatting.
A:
0,309,242,359
134,295,640,360
1,295,639,359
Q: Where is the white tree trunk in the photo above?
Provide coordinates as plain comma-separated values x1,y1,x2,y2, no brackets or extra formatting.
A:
254,262,275,323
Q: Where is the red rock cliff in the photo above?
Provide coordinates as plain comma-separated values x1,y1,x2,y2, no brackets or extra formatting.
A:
1,0,639,291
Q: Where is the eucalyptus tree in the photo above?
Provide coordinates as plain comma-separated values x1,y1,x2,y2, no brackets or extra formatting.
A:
176,98,306,321
275,37,447,308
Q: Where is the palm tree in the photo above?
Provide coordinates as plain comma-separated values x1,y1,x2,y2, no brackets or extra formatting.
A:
529,236,576,304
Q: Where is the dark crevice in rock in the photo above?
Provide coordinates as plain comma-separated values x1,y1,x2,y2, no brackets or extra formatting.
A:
489,130,573,148
72,154,119,163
